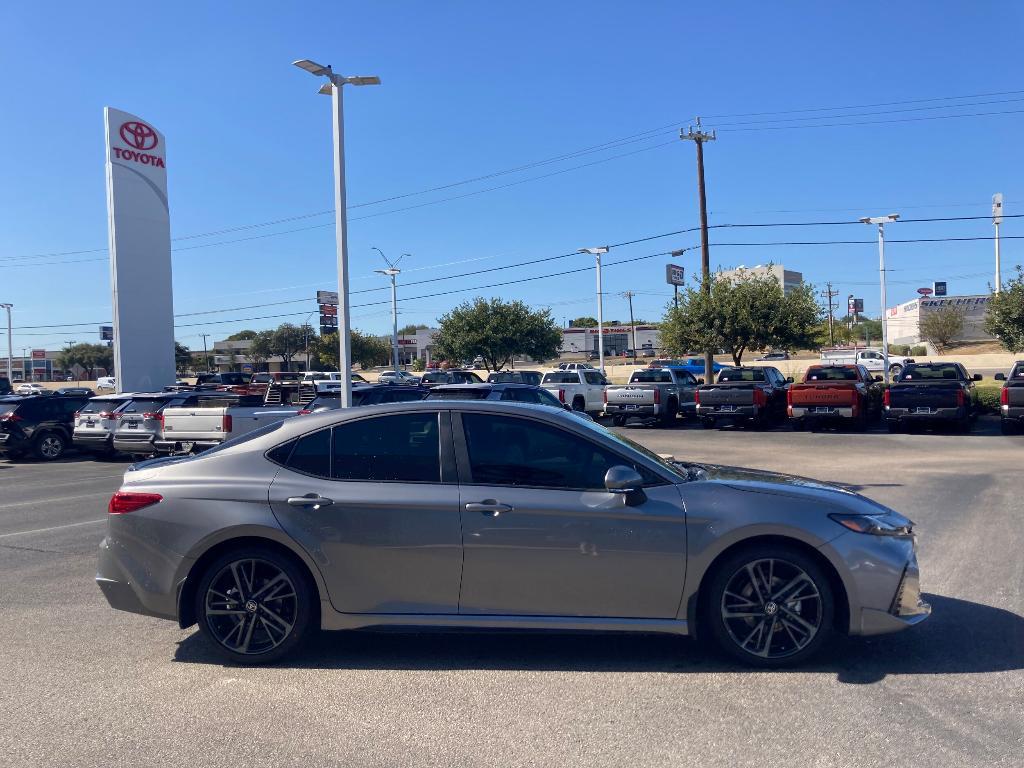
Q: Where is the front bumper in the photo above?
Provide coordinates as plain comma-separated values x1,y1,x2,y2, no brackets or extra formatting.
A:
0,431,27,453
886,406,966,422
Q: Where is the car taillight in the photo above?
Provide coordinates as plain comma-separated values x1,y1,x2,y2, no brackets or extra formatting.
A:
654,388,661,404
143,412,164,425
1001,387,1009,406
694,389,701,405
786,388,793,406
222,415,232,432
753,389,766,407
98,411,113,419
602,389,608,404
956,389,965,407
558,389,565,403
73,411,80,419
108,491,163,514
1,412,22,422
883,389,891,407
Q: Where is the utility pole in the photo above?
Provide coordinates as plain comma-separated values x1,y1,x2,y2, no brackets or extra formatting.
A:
993,193,1004,293
622,291,638,361
821,282,839,346
199,333,211,373
373,248,406,373
680,118,716,385
0,303,11,385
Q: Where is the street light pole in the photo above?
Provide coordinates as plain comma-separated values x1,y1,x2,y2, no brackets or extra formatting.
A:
993,193,1004,293
373,248,406,373
0,303,11,384
293,59,381,407
860,214,900,385
578,247,609,374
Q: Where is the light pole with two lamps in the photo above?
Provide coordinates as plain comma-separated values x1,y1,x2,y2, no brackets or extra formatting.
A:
292,58,380,407
578,247,609,374
372,248,407,373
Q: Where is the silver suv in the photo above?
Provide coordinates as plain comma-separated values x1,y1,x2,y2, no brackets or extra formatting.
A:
72,394,134,457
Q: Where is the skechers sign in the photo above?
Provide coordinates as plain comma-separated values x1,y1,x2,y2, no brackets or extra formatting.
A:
103,107,175,393
112,120,165,167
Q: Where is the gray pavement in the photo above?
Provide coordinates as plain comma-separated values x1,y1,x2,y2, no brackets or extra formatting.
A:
0,422,1021,767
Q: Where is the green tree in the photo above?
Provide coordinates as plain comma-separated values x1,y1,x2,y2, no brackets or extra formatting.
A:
55,343,114,379
397,323,429,336
984,266,1024,352
433,297,562,371
227,330,258,341
174,342,192,374
847,316,883,345
812,320,854,348
247,331,273,372
570,316,599,328
919,304,966,352
269,323,306,371
311,330,390,369
661,271,821,365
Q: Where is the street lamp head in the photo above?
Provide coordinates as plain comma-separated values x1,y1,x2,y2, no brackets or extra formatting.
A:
346,75,381,86
375,268,401,277
860,214,900,225
293,59,333,76
317,82,333,96
578,247,609,255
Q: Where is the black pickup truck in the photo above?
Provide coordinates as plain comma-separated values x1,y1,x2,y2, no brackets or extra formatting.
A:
884,362,982,432
695,366,790,428
994,361,1024,435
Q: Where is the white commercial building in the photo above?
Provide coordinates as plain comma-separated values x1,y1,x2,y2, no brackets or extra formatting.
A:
717,264,804,295
886,295,996,346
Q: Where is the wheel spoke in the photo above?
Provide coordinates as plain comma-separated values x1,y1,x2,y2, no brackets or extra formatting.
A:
206,609,246,616
260,605,294,634
756,617,777,656
723,590,758,608
239,613,257,653
250,573,288,601
229,563,247,601
745,564,766,603
779,605,818,635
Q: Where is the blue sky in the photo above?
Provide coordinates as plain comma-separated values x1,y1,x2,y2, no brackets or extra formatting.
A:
2,1,1022,353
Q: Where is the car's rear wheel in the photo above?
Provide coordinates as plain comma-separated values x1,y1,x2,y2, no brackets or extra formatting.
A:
32,432,66,461
612,415,626,427
195,547,314,665
1002,420,1019,436
705,545,834,668
572,396,586,412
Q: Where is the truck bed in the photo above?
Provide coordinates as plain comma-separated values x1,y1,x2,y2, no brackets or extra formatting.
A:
696,382,758,407
887,383,963,411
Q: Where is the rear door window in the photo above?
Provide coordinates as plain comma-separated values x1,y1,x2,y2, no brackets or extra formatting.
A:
121,398,171,414
285,428,331,477
332,412,441,483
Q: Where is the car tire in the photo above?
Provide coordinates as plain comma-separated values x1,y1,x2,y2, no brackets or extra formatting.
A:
886,420,901,433
701,417,715,429
572,396,586,412
612,415,626,427
32,431,66,461
704,543,834,668
194,546,316,665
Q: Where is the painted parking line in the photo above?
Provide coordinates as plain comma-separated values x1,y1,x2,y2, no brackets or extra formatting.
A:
0,518,106,538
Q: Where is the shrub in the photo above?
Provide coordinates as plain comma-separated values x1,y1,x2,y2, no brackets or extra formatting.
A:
411,358,425,372
973,386,1002,414
910,345,927,356
888,344,910,355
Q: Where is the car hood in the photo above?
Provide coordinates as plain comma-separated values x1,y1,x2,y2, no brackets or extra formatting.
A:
682,462,894,515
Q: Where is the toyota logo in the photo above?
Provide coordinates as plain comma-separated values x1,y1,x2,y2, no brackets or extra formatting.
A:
119,121,158,151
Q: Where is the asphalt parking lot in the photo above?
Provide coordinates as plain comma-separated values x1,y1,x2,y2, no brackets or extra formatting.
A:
0,421,1021,767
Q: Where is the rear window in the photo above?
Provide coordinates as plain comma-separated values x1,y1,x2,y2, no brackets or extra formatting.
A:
218,373,247,385
900,364,961,380
307,396,340,411
426,388,490,400
631,370,672,383
805,367,857,381
121,398,173,413
79,398,127,414
718,368,765,382
542,372,578,384
421,372,449,383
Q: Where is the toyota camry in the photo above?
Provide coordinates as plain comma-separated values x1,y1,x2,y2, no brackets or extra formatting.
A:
97,400,929,667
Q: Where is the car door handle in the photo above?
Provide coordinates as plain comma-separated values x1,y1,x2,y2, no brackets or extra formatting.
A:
286,494,334,509
465,502,513,516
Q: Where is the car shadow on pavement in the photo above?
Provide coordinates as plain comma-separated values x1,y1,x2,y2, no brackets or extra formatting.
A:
173,594,1022,683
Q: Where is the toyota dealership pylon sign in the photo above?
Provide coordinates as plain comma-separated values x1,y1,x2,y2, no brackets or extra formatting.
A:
104,107,175,393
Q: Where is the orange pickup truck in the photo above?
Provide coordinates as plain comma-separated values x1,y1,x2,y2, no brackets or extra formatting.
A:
787,364,884,430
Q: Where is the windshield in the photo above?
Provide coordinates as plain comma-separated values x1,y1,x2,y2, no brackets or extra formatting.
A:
718,368,765,382
79,398,126,414
421,372,448,383
900,364,962,380
805,367,857,381
426,388,490,400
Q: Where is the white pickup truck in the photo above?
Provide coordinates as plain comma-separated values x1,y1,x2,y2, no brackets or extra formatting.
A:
540,369,607,415
820,347,914,377
156,402,301,454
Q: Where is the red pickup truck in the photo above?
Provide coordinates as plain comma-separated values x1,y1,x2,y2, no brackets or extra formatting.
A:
787,364,883,430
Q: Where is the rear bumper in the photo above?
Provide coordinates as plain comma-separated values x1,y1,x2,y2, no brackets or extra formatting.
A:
153,438,221,453
96,535,183,622
885,406,966,422
73,433,113,451
1001,405,1024,421
790,406,854,419
604,403,659,418
112,435,157,454
697,405,759,419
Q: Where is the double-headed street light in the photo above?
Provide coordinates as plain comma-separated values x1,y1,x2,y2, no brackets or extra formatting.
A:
293,58,381,407
372,248,407,373
578,247,609,374
859,214,900,385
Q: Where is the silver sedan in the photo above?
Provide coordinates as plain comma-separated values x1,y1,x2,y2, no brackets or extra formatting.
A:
96,401,929,667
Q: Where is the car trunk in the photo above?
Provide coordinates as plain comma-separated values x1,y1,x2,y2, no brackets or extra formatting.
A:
888,383,963,410
697,383,758,407
789,383,859,407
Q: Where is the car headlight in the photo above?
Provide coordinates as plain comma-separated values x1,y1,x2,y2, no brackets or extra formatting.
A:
829,513,914,538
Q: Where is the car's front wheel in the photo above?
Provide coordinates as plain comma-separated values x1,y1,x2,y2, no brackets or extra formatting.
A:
704,544,834,667
32,431,66,461
195,547,315,665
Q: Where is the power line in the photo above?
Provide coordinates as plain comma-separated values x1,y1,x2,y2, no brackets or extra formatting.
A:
714,107,1024,133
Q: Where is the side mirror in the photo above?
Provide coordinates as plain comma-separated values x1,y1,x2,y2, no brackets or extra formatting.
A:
785,376,794,384
874,375,883,382
973,373,983,381
995,373,1006,381
604,466,645,503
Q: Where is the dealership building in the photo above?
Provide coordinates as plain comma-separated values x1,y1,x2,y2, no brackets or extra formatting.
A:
718,264,804,295
885,294,996,346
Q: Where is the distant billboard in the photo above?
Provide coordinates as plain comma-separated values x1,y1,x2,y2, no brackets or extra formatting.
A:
100,325,113,341
31,349,46,360
917,287,934,296
848,297,864,313
933,281,947,297
317,290,339,306
665,264,685,286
